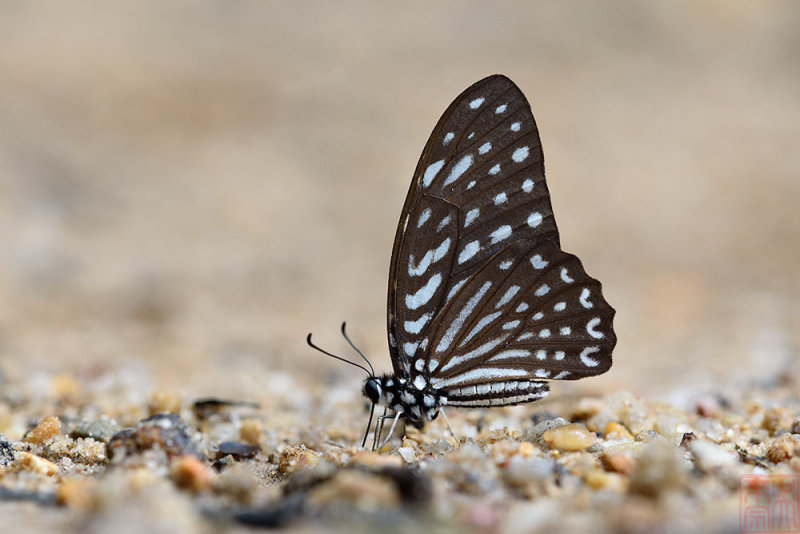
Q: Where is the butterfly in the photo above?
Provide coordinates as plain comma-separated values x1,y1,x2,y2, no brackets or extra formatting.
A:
309,75,615,447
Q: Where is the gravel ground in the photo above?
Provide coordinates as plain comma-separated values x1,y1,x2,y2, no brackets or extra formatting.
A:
1,2,799,533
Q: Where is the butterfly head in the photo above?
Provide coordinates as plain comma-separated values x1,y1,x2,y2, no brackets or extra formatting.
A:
362,376,382,404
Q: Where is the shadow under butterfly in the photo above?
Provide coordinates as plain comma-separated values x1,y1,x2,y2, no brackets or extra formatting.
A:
308,74,616,449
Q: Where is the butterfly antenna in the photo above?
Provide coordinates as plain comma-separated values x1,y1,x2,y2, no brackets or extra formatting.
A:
306,333,372,376
340,322,375,377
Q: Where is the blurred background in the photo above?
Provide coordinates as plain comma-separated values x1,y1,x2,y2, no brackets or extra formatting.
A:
0,1,798,404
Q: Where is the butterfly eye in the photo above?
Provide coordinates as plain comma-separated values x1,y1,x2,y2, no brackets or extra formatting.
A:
362,378,382,403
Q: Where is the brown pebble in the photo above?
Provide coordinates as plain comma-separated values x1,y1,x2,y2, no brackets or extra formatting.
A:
762,407,794,436
601,446,637,475
585,469,625,490
170,455,215,492
24,416,61,445
51,374,81,399
148,390,182,416
542,423,596,451
766,433,800,463
350,450,403,468
239,419,262,446
278,445,321,475
57,478,94,508
14,451,59,476
629,441,688,497
308,469,400,510
604,422,634,440
679,432,697,449
695,395,721,418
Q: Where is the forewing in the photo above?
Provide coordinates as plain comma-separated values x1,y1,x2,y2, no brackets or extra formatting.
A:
387,75,559,378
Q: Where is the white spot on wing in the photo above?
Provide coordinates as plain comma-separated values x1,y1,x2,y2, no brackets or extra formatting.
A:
467,180,476,190
580,288,594,309
469,97,485,109
534,284,550,297
539,328,551,338
408,237,451,276
510,122,521,132
445,278,467,302
436,215,452,232
535,350,546,360
443,132,455,145
479,142,491,155
495,104,507,114
414,359,425,371
464,208,480,228
554,302,566,312
444,154,474,187
515,302,529,312
493,192,507,205
527,212,543,228
489,164,501,175
404,342,418,357
512,146,530,163
530,255,548,269
522,179,533,193
404,312,432,334
554,351,565,360
417,208,431,228
499,260,513,270
423,160,445,188
560,326,571,336
490,225,512,244
532,312,544,321
502,320,520,330
413,375,426,390
580,346,601,367
458,240,480,264
586,317,604,339
405,273,442,310
560,267,575,284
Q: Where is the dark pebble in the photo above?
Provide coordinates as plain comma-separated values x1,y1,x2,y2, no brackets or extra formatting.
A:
107,413,202,461
192,398,259,420
216,441,261,460
679,432,697,449
0,437,13,466
70,419,119,443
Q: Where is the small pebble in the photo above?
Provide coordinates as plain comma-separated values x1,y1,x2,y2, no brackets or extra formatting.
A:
527,417,569,441
396,447,415,463
56,478,94,508
601,445,638,475
239,419,262,446
71,419,119,443
584,469,624,491
762,406,794,435
24,416,61,445
604,421,634,440
278,446,322,475
170,455,215,492
766,433,800,463
308,469,400,510
349,450,402,468
542,423,596,451
216,441,261,460
0,437,13,466
13,451,59,476
629,440,689,497
107,413,202,462
148,390,182,416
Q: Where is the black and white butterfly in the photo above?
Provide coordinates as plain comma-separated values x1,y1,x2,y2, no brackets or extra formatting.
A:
309,75,615,446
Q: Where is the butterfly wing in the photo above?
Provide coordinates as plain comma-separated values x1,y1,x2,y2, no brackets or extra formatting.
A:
388,75,568,379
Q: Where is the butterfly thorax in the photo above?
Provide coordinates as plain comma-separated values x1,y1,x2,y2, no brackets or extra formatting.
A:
363,374,443,428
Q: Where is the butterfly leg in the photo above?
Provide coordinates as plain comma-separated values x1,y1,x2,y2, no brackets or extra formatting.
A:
372,406,388,450
439,408,459,445
378,411,404,449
